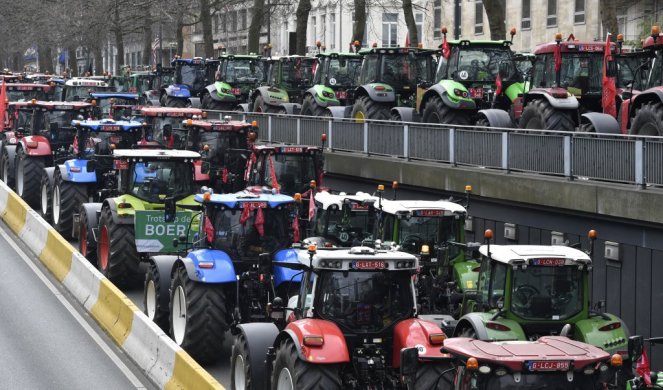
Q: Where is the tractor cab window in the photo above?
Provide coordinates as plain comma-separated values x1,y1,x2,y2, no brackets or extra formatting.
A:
534,53,602,95
316,204,375,246
646,50,663,90
324,58,362,87
453,47,514,82
511,264,583,320
35,110,78,143
129,160,194,202
263,153,317,195
616,54,648,90
190,131,248,171
395,215,459,254
317,270,414,332
149,117,187,148
177,63,207,91
360,55,379,84
477,257,507,308
435,54,449,81
65,86,109,101
225,59,265,84
7,89,48,102
281,59,315,89
13,109,32,132
96,98,136,117
381,54,431,87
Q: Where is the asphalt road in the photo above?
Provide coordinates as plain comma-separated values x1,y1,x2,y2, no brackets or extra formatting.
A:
0,222,155,390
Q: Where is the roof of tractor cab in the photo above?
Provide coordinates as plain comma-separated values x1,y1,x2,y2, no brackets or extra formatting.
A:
90,92,140,100
316,52,362,59
534,40,613,55
378,199,467,216
359,47,437,55
314,190,378,210
253,144,321,153
643,34,663,49
305,246,418,271
445,39,512,47
20,101,92,110
443,336,610,372
65,78,110,87
219,54,263,60
4,83,51,91
479,245,591,265
71,118,143,131
140,107,203,117
196,190,293,208
112,149,201,160
184,119,254,131
270,55,317,62
171,57,205,65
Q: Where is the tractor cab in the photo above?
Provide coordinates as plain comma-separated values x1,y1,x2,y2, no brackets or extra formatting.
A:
16,101,93,153
181,118,257,192
310,191,378,248
71,118,144,156
455,234,630,359
63,78,112,102
203,54,267,110
88,92,140,120
3,83,52,102
171,57,208,97
314,52,362,101
138,106,203,147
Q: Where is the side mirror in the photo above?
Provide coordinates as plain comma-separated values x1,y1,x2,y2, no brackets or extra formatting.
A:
164,196,176,223
400,347,419,379
201,161,211,175
606,60,617,78
86,160,96,172
629,335,644,361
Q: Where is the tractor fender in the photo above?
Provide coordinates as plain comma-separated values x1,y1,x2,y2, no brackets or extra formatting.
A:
148,255,179,313
325,105,353,119
43,166,57,188
477,109,513,129
181,248,237,283
272,248,303,289
236,103,250,113
19,135,52,156
525,89,579,110
454,313,527,341
165,84,192,98
62,159,97,183
630,88,663,119
422,83,477,112
275,319,351,364
188,97,201,108
236,323,280,388
580,112,620,134
356,84,395,103
574,313,630,357
255,86,289,106
277,103,301,115
306,86,340,108
102,199,132,225
391,318,447,368
4,144,16,172
390,107,419,122
77,202,102,240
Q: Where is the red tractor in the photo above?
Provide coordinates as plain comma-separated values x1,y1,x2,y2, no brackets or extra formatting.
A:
230,246,452,390
3,82,53,102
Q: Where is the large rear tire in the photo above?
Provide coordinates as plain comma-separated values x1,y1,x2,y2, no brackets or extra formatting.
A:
422,96,471,125
415,362,454,390
301,95,326,117
271,339,341,390
78,206,97,264
97,206,141,286
15,148,44,208
39,168,53,224
203,93,231,111
169,265,228,364
53,170,88,240
144,262,170,332
519,99,575,131
166,96,186,108
230,334,252,390
1,147,14,187
351,95,389,121
629,101,663,136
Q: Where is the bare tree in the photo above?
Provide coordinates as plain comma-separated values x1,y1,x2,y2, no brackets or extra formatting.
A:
483,0,506,40
402,0,418,47
295,0,312,54
248,0,265,53
601,0,618,36
352,0,367,46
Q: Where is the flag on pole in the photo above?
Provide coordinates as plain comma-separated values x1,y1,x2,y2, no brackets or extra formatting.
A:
442,34,451,59
602,33,617,118
152,35,161,67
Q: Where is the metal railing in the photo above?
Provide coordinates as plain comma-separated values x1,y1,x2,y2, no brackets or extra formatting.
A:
209,110,663,187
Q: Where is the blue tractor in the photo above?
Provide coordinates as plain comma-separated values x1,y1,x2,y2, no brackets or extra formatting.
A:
39,118,144,242
159,57,209,108
144,190,303,363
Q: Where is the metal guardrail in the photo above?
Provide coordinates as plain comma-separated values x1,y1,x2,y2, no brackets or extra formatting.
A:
209,110,663,187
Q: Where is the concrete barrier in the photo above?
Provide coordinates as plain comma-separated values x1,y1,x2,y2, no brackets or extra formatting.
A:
0,180,223,390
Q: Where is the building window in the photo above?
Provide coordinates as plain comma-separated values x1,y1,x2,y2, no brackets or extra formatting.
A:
547,0,557,27
434,0,442,38
522,0,531,30
416,13,423,42
382,13,398,48
231,11,238,32
331,13,336,49
240,10,247,30
574,0,585,24
311,16,317,43
475,0,484,35
221,14,226,33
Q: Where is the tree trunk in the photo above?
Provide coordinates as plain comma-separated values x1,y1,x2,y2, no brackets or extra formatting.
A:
483,0,506,40
67,45,78,77
93,44,103,75
248,0,265,54
402,0,418,47
352,0,367,47
38,45,53,73
601,0,618,36
113,5,125,68
176,16,185,57
200,0,214,58
142,5,153,66
295,0,312,55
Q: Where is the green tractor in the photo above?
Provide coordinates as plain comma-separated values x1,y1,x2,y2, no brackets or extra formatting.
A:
78,149,201,285
394,28,527,127
246,55,317,114
453,230,631,364
202,54,267,111
300,52,363,117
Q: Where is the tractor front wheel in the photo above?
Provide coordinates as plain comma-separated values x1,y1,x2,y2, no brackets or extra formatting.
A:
15,148,44,207
422,96,471,125
301,95,326,117
271,339,341,390
630,101,663,136
166,96,186,108
144,262,170,332
519,99,575,131
230,334,253,390
78,206,97,264
53,170,88,239
169,265,228,364
97,207,141,286
351,96,389,122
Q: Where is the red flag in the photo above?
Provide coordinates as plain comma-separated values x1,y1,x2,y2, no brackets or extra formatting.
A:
204,215,215,244
240,203,251,225
442,35,451,60
495,73,503,96
254,206,265,237
0,79,7,130
405,32,410,48
292,215,300,242
554,42,562,73
308,189,316,221
268,154,279,192
602,33,617,118
636,349,652,386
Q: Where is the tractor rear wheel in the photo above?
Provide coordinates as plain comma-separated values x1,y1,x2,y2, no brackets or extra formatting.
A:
169,265,228,364
202,93,229,111
78,206,97,264
629,101,663,136
422,96,471,125
301,95,326,117
519,99,575,131
415,362,455,390
15,148,44,208
271,339,341,390
97,206,141,286
166,96,186,108
351,95,389,121
144,262,170,332
53,170,88,239
1,147,14,187
230,334,253,390
39,168,53,224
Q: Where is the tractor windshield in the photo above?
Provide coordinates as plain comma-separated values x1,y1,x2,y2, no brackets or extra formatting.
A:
511,265,583,321
645,50,663,90
7,89,48,102
148,117,187,148
281,59,316,89
65,86,111,101
262,153,317,195
317,270,414,332
380,54,432,87
177,63,207,92
380,214,460,255
315,204,375,246
442,47,515,83
128,160,195,202
531,53,603,95
207,206,291,257
96,98,137,117
223,59,266,84
189,130,248,152
319,58,362,87
616,53,649,90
